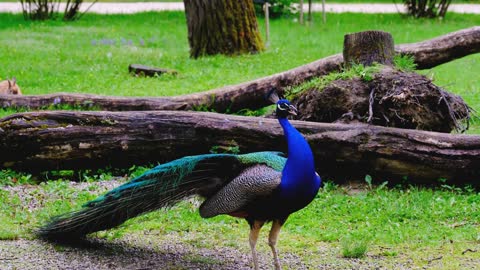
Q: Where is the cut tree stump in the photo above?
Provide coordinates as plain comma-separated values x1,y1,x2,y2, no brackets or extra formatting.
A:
343,30,395,68
1,111,479,184
128,64,178,77
1,27,478,113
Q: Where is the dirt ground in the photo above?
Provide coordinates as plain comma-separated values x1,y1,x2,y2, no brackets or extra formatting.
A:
0,238,254,270
2,236,478,270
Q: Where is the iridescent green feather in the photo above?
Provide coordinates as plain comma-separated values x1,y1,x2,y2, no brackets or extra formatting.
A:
38,151,286,240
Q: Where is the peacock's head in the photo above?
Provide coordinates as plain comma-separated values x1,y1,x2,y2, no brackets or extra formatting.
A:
275,99,297,118
266,87,297,118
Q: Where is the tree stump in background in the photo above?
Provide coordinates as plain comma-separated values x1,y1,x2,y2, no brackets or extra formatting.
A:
293,30,471,133
343,30,395,68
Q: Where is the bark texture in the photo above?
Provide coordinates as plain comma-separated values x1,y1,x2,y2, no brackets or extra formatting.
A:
344,31,395,67
184,0,264,58
1,111,479,184
0,27,478,113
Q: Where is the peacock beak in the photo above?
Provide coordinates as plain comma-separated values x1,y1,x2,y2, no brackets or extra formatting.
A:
288,105,298,116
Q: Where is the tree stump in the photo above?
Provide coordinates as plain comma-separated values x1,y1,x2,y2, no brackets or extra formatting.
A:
343,30,395,68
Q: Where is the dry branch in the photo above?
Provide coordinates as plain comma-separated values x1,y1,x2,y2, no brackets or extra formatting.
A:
1,111,479,184
1,27,479,113
128,64,178,77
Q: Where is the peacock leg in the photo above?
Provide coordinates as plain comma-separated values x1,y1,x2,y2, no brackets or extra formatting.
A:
268,219,284,270
248,219,265,270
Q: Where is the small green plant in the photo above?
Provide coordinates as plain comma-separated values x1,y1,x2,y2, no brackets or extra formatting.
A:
0,169,35,186
341,236,369,258
365,174,373,190
380,249,398,257
235,105,275,117
209,145,240,154
321,181,339,193
394,54,417,71
128,165,153,179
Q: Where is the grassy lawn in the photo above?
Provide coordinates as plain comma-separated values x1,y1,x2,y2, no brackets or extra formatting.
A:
0,174,479,268
1,11,479,131
0,10,479,268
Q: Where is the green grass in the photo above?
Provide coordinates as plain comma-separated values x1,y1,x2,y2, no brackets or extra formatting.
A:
0,175,478,267
0,10,479,267
1,12,479,130
341,236,369,258
286,62,383,99
0,12,477,94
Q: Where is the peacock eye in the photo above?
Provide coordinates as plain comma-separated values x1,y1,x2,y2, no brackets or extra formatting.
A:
278,103,288,110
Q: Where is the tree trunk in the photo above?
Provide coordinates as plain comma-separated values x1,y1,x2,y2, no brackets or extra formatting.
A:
344,30,395,68
1,27,478,113
1,111,479,184
184,0,264,58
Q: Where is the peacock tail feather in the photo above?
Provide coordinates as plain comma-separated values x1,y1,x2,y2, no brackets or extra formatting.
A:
38,151,286,240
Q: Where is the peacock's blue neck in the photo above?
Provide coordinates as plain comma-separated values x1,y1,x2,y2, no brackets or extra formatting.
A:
278,117,320,201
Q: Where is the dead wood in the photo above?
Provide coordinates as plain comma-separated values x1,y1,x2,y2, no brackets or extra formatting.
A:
128,64,178,77
1,27,478,113
1,110,479,184
0,54,343,113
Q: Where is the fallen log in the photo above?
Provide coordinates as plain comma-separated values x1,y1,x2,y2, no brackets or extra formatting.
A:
128,64,178,77
0,54,342,113
1,27,478,113
1,111,479,184
396,26,480,69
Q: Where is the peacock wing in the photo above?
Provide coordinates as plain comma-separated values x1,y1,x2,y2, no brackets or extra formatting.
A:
199,165,281,218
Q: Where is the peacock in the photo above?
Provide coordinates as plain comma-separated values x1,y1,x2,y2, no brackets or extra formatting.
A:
38,92,322,270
